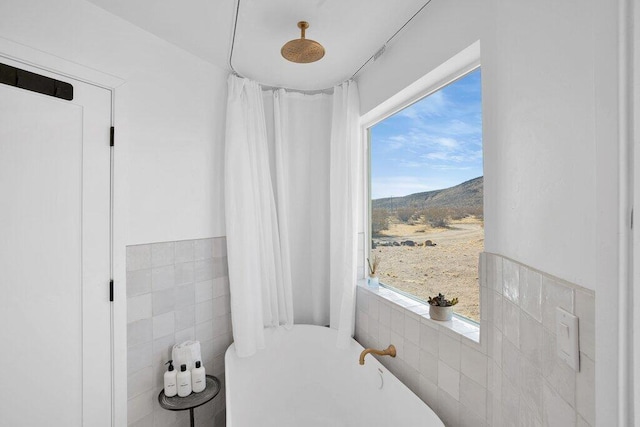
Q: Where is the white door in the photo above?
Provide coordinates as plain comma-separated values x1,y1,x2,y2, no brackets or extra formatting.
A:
0,59,112,426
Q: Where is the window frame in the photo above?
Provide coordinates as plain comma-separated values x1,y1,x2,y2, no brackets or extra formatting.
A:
359,42,483,342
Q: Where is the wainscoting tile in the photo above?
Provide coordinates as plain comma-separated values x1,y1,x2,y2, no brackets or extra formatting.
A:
403,340,420,370
419,375,438,408
195,279,214,303
127,389,155,425
128,294,152,324
127,269,152,298
175,305,195,331
492,291,503,331
128,319,153,348
437,389,460,426
194,238,213,261
576,354,595,426
519,311,542,367
419,349,438,383
543,381,576,427
502,299,520,347
195,320,214,342
196,300,215,324
127,237,230,427
575,289,595,361
194,259,214,282
420,321,439,356
128,341,152,376
128,366,153,400
487,254,503,294
354,253,595,427
438,360,460,400
151,242,174,268
502,258,520,304
404,313,420,345
174,240,195,264
212,277,229,298
212,237,227,257
541,276,574,332
460,342,487,387
438,332,461,370
127,245,152,272
459,374,487,420
128,412,153,427
519,356,543,419
174,283,195,309
151,265,175,291
174,262,194,286
521,268,542,322
174,326,195,344
152,288,175,316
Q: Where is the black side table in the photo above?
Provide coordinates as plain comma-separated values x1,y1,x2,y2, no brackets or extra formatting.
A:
158,374,221,427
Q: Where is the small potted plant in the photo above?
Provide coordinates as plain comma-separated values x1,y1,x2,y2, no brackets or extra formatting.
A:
367,255,380,289
427,293,458,321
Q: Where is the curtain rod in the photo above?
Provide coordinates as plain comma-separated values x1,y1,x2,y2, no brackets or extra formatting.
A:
227,0,433,93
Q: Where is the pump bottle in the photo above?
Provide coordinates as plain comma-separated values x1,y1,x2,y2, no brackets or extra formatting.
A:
163,360,177,397
177,364,192,397
192,360,206,393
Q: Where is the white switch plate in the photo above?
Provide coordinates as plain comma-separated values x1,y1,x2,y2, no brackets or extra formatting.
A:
556,307,580,371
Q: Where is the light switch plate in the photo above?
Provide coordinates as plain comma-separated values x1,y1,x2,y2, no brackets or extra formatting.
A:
556,307,580,371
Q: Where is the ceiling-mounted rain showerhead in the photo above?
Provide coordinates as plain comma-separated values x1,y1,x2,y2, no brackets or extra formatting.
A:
281,21,325,64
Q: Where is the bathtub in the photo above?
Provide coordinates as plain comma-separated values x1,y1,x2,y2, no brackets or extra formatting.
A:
225,324,444,426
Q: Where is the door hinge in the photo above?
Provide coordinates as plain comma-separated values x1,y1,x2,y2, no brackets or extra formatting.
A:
110,126,115,147
109,279,114,302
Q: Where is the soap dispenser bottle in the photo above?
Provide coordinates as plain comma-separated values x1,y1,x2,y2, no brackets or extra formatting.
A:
192,360,206,393
177,364,192,397
163,360,177,397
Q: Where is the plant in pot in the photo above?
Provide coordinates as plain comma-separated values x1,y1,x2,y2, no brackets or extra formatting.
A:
367,255,380,289
427,293,458,321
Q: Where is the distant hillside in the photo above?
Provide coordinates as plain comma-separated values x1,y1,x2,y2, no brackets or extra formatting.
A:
373,176,483,210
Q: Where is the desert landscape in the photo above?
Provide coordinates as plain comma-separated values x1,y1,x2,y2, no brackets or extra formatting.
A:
371,176,484,321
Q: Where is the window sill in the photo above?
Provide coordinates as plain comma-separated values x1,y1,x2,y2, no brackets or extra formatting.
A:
357,279,480,343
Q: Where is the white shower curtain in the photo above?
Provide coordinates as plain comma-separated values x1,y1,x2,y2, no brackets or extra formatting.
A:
225,75,360,354
271,90,332,325
329,80,362,346
224,75,294,357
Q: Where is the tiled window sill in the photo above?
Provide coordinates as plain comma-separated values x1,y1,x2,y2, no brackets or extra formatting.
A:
357,279,480,343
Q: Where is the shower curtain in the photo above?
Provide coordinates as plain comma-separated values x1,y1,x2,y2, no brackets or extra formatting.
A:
225,75,361,356
329,80,361,346
271,89,333,325
224,76,294,357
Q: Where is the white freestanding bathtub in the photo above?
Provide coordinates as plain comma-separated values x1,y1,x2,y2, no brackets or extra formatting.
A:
225,324,444,427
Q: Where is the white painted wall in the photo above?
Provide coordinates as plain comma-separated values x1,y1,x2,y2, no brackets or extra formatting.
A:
357,0,625,423
0,0,228,246
0,1,228,425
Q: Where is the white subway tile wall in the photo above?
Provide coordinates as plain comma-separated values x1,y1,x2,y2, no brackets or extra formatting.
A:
126,237,230,427
355,252,596,427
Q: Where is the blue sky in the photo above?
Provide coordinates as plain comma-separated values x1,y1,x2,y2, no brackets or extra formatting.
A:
370,69,483,200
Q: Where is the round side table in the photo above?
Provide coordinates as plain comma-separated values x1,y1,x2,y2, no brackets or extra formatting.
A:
158,374,221,427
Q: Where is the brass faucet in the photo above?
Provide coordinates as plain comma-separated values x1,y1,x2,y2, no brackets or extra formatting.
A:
359,345,396,365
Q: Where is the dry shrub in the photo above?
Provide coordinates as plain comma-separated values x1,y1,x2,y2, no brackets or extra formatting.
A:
371,208,390,236
396,207,416,223
423,207,451,228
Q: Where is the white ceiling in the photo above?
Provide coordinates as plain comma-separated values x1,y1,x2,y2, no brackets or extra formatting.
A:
85,0,427,90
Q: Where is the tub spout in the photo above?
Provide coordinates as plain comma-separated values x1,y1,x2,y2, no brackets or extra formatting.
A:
359,345,396,365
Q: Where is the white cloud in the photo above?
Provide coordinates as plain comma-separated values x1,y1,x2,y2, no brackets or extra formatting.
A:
398,91,448,120
371,176,458,199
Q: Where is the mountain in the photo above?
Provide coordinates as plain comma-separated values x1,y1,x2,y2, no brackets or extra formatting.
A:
372,176,483,210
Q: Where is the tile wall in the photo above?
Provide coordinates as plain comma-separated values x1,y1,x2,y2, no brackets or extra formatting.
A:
126,237,232,427
354,252,595,427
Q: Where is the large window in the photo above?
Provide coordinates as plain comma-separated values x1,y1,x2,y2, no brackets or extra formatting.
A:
369,68,483,322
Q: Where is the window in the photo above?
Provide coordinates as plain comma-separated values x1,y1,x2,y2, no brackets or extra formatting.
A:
368,68,483,322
